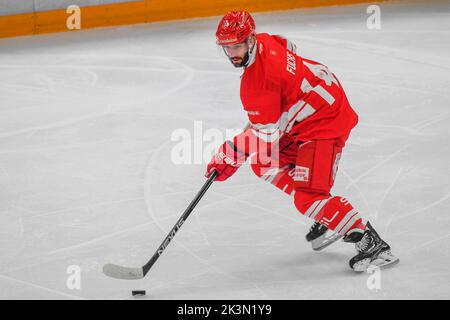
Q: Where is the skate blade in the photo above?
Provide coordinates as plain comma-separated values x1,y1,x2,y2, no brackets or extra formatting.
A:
353,254,400,273
311,233,343,251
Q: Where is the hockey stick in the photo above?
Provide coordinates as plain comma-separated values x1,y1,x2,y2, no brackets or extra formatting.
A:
103,170,218,280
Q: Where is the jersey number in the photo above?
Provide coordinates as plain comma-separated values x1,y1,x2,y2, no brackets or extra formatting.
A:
303,61,339,87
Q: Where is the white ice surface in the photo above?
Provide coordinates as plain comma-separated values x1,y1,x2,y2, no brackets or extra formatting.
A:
0,0,449,299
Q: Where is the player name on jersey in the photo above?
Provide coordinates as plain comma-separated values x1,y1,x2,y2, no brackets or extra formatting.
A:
286,51,296,75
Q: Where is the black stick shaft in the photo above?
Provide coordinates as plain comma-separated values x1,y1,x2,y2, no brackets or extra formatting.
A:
142,171,218,275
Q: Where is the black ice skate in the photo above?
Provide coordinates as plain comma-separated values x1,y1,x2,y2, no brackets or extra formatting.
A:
306,221,343,251
344,222,399,272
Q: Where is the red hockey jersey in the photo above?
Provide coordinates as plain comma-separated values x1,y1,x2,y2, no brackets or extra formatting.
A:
234,33,358,155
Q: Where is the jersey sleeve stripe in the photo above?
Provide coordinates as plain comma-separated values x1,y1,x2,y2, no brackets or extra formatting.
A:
312,84,335,105
301,78,335,106
285,104,315,133
250,128,280,143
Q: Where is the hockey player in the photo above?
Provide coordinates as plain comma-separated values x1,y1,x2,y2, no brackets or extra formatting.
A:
205,11,399,272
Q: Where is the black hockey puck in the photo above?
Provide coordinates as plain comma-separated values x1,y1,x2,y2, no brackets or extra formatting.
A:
132,290,146,296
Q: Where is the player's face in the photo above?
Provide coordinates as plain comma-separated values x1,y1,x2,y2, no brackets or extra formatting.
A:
222,42,249,67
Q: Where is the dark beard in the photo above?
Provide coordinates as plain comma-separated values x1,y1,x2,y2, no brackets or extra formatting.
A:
229,51,250,68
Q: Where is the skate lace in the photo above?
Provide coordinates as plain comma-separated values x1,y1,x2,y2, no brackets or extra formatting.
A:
309,222,319,233
356,234,371,252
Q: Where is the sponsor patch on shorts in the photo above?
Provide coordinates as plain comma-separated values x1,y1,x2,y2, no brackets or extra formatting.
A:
294,166,309,182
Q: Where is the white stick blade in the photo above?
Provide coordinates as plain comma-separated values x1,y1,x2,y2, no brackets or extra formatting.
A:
103,263,144,280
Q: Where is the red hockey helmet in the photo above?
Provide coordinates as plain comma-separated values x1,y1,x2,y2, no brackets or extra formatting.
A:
216,11,256,46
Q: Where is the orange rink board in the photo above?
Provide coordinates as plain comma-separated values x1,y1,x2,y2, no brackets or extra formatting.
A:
0,0,385,39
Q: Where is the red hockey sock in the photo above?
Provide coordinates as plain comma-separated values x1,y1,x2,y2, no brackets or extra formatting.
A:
295,194,366,236
316,196,366,235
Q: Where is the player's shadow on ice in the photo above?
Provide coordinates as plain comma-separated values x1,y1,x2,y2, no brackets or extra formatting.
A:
145,252,356,299
271,251,356,278
141,250,356,299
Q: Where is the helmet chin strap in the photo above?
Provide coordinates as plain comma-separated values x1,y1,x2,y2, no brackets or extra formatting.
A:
243,39,256,68
241,51,250,67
